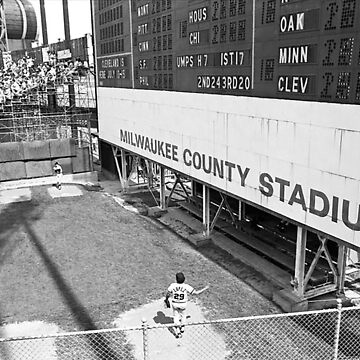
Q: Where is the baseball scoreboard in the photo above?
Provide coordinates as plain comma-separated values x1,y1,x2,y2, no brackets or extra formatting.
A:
94,0,360,104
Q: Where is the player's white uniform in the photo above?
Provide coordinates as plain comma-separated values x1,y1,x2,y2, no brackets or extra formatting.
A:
53,163,63,188
167,282,194,327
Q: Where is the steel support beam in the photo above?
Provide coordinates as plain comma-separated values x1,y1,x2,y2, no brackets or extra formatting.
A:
111,146,129,191
39,0,48,45
294,226,307,298
120,148,129,191
210,197,225,232
238,200,245,221
0,2,9,52
303,235,339,298
191,180,195,197
159,166,166,210
111,146,123,189
166,173,190,207
209,193,236,231
176,174,191,199
337,245,347,295
202,185,210,238
166,176,179,206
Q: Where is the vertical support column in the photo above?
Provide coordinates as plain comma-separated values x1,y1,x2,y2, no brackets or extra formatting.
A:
87,117,94,172
111,146,122,188
39,0,48,45
294,226,307,297
238,200,245,221
159,166,166,210
337,245,347,295
62,0,71,43
191,180,195,197
148,161,154,187
203,185,211,238
62,0,76,115
120,148,128,191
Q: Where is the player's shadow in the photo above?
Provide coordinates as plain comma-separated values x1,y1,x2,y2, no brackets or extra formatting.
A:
153,311,179,337
153,311,173,325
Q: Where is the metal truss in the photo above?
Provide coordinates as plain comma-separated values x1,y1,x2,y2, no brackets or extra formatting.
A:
0,0,9,53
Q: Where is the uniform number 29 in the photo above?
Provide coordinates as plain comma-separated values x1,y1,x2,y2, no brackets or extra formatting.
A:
174,293,184,300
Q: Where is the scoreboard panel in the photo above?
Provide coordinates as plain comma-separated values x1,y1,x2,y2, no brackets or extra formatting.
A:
94,0,360,104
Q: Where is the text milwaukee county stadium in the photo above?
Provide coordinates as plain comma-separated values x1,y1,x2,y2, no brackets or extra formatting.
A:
119,130,360,231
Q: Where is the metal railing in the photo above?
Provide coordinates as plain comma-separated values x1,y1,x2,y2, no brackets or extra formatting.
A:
1,300,360,360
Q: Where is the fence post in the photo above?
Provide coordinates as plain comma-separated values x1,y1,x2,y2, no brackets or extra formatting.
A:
334,298,342,360
142,318,149,360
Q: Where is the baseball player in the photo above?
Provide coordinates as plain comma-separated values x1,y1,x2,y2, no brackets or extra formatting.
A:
53,161,63,190
165,272,209,338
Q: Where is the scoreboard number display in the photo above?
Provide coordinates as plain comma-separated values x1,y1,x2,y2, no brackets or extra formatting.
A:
94,0,360,104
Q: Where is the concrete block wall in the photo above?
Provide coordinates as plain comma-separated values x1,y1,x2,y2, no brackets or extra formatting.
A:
72,147,91,173
0,139,91,182
0,142,24,162
0,162,27,181
22,141,51,160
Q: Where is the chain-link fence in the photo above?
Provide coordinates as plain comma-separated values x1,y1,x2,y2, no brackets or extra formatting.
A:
1,301,360,360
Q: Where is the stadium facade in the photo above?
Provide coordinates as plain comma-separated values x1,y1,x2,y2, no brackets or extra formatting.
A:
92,0,360,310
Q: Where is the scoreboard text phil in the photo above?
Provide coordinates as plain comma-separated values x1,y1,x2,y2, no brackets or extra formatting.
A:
95,0,360,104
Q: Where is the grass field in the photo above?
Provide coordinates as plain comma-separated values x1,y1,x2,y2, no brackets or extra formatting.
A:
0,185,279,333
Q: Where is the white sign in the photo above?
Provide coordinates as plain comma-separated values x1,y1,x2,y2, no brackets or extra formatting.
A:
42,47,50,62
2,52,12,70
57,49,72,60
98,88,360,249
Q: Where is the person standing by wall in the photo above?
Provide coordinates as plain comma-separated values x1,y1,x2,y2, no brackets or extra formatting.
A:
53,161,63,190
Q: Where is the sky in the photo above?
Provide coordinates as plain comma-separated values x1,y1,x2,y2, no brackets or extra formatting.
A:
29,0,93,45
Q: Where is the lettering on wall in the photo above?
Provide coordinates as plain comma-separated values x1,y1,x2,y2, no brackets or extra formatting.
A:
119,129,360,232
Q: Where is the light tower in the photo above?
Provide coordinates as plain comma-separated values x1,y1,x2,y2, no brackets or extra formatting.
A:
39,0,48,45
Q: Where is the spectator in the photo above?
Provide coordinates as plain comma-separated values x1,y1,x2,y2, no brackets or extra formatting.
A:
0,55,91,107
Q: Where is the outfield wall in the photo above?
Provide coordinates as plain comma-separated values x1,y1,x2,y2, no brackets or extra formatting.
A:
98,88,360,249
0,139,91,181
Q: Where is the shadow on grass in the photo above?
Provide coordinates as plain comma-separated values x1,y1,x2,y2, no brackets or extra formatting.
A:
0,197,42,268
22,218,129,360
0,190,136,359
0,309,12,360
0,196,44,358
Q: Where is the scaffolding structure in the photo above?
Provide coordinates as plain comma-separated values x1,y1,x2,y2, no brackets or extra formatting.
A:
0,112,92,144
56,70,96,111
0,0,8,53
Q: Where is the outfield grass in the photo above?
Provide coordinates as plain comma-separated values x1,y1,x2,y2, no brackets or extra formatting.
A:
0,185,279,332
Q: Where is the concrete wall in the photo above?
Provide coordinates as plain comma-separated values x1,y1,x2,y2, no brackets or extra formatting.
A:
0,139,91,182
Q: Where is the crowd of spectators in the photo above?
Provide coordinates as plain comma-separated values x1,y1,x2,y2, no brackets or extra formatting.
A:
0,55,89,105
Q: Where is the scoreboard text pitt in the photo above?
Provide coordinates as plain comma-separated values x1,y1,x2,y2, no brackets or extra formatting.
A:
95,0,360,104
